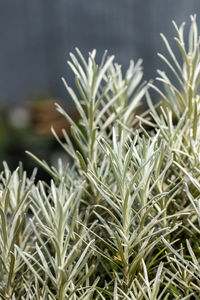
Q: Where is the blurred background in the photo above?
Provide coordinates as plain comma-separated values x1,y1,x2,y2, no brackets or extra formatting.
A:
0,0,199,178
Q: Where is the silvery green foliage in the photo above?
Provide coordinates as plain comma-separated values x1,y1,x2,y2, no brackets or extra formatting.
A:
1,15,200,299
0,163,36,299
148,15,200,169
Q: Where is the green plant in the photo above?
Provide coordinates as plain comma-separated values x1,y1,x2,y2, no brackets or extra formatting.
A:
1,15,200,299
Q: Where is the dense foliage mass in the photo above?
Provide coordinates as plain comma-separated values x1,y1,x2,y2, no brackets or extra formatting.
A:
1,15,200,299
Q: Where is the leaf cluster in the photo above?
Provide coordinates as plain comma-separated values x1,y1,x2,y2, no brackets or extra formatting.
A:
1,15,200,299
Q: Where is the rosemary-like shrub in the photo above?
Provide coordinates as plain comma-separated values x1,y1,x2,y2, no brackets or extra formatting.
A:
1,15,200,299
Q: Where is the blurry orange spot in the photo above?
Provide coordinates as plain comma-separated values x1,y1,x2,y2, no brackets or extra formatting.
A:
114,253,122,261
117,254,122,260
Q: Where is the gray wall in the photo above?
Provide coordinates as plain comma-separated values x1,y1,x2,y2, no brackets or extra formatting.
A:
0,0,199,105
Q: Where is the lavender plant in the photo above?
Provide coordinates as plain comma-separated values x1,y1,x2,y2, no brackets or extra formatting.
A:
0,15,200,299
